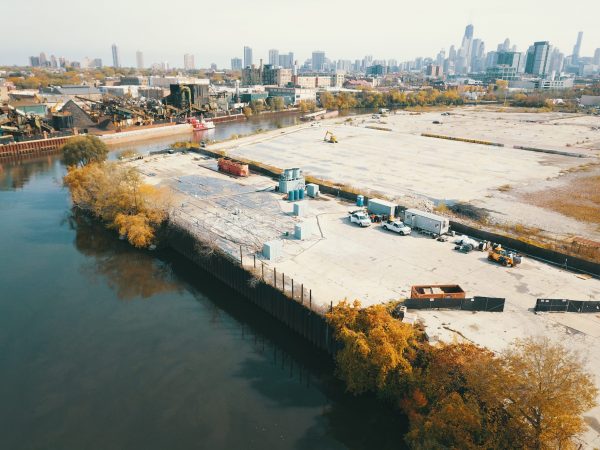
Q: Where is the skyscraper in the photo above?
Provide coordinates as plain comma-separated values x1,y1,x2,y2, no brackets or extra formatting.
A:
594,48,600,66
525,41,550,76
39,52,47,66
268,49,279,66
111,44,120,68
136,51,144,69
572,31,583,63
312,51,325,71
231,57,242,70
184,53,195,70
458,24,474,73
243,46,253,67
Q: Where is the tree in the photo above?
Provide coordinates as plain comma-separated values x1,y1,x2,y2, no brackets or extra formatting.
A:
62,135,108,167
327,300,421,395
501,337,598,450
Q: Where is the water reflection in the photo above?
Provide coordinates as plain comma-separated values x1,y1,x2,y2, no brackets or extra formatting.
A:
69,212,181,300
0,155,55,190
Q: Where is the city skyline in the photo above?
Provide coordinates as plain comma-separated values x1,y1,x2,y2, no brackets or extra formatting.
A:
2,0,600,68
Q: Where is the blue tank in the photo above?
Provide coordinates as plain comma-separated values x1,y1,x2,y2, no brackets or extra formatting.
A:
298,189,305,200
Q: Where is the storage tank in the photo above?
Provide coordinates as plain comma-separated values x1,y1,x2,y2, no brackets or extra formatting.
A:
298,189,304,200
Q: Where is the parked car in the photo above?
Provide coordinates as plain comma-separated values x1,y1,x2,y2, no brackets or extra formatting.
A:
349,211,372,227
382,220,412,235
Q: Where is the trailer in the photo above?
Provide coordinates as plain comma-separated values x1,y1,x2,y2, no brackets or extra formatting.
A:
367,198,398,218
403,208,450,235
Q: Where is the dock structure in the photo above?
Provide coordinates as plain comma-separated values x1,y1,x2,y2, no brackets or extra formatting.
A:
0,135,73,159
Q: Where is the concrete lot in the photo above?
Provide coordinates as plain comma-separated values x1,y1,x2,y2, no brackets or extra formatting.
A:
131,116,600,444
211,108,600,240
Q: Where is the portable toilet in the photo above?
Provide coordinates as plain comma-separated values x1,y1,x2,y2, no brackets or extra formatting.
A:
357,195,364,207
293,202,308,216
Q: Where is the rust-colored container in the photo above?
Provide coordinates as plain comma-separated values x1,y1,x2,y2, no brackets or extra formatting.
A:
217,158,249,177
410,284,466,299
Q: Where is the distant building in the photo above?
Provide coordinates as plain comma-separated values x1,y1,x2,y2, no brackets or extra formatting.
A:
278,52,294,69
184,54,195,70
572,31,583,63
243,46,253,68
366,64,386,76
112,44,120,68
29,56,40,67
231,57,242,71
39,52,47,67
268,49,279,66
90,58,103,69
426,64,444,78
594,48,600,66
496,51,522,69
265,86,316,105
312,51,325,72
241,65,262,85
486,65,519,81
136,51,144,69
525,41,550,76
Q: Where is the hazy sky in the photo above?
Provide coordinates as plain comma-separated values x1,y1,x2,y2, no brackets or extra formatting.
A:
3,0,600,68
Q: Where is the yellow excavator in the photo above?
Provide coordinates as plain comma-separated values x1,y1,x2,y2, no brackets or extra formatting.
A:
324,130,338,143
488,245,522,267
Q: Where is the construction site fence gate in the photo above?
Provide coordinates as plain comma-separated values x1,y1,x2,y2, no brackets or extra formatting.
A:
535,298,600,313
404,296,505,312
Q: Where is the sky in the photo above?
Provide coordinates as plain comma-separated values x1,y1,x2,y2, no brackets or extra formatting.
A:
2,0,600,68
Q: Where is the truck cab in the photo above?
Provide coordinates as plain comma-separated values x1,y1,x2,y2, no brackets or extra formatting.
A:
382,220,411,235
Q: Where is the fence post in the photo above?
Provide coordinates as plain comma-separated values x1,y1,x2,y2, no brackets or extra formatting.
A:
239,245,243,265
310,290,312,309
282,273,285,292
292,279,294,298
261,262,264,280
253,254,256,268
301,284,304,304
274,268,277,288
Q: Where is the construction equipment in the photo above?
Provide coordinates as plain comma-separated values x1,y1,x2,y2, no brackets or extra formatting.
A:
487,245,522,267
324,130,338,143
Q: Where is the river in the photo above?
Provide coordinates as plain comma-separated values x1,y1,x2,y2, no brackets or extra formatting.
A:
0,116,407,450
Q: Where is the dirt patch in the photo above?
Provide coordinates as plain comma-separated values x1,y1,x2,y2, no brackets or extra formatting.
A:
523,175,600,226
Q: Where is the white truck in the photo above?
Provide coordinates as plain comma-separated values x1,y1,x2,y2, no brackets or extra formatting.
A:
403,208,450,236
349,211,372,227
382,220,412,235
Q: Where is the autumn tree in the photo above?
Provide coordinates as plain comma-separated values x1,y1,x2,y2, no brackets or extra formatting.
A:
327,300,421,396
501,337,598,450
63,162,171,248
62,135,108,167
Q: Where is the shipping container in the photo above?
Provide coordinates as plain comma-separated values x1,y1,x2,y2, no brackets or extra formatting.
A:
367,198,397,217
217,158,249,177
403,208,450,235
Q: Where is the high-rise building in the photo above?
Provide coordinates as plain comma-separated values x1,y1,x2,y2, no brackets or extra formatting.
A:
458,24,474,73
231,57,242,70
39,52,47,66
243,46,253,68
91,58,103,69
184,53,195,70
572,31,583,63
29,56,40,67
136,51,144,69
50,55,58,68
525,41,550,76
112,44,120,68
312,51,325,71
268,49,279,66
496,51,522,69
470,39,485,72
594,48,600,66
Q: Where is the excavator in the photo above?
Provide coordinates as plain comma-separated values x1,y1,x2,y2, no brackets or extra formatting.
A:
324,130,338,143
487,245,522,267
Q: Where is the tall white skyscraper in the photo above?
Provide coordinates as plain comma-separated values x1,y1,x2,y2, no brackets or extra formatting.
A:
136,51,144,69
243,46,253,67
111,44,120,68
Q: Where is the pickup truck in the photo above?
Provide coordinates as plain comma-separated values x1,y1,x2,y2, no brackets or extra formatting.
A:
349,211,372,227
382,220,412,235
